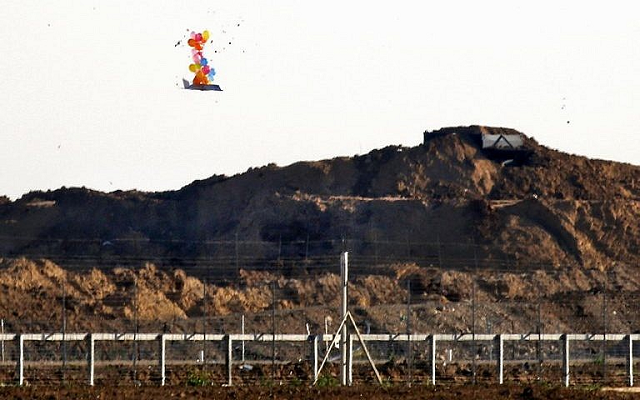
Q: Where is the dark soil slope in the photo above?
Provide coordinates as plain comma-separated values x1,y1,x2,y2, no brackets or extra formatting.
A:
0,126,638,269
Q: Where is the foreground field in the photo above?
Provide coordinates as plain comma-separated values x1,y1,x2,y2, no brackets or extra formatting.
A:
1,384,639,400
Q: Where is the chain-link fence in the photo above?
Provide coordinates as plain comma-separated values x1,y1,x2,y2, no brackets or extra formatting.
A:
0,238,639,387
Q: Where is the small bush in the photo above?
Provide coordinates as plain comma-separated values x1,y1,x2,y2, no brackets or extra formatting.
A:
316,374,339,388
186,369,211,386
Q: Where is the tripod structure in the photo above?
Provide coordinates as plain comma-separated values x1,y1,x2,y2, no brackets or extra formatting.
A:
312,252,383,386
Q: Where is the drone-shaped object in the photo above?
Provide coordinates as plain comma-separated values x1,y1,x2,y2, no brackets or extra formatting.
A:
182,79,222,91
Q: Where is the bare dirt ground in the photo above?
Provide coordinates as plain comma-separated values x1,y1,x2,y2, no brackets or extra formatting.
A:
3,258,640,335
1,384,639,400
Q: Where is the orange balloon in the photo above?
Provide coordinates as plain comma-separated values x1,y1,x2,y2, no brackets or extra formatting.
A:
187,38,196,47
194,42,203,50
193,74,207,85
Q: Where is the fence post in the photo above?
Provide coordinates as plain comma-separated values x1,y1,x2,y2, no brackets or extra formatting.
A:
241,314,245,364
628,335,633,387
18,334,24,386
159,334,166,386
88,333,95,386
496,334,504,384
348,334,354,386
340,252,349,386
562,334,570,387
313,335,319,382
226,335,233,386
430,334,436,385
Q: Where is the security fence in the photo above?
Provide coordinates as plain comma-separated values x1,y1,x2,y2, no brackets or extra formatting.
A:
0,332,639,387
0,239,639,387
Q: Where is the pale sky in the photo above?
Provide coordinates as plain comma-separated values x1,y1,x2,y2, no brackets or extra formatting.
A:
1,1,639,200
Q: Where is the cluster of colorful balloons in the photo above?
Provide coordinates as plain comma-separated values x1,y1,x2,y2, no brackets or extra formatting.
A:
188,30,216,85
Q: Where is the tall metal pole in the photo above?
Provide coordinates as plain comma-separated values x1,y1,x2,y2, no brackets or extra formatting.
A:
18,334,24,386
628,335,634,387
562,334,570,387
340,252,349,386
88,334,95,386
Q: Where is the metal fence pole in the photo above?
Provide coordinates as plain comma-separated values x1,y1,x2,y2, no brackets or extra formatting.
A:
628,335,633,387
562,334,570,387
226,335,233,386
18,334,24,386
496,334,504,384
313,335,319,382
88,333,95,386
340,252,349,386
430,334,436,385
348,335,354,386
158,334,165,386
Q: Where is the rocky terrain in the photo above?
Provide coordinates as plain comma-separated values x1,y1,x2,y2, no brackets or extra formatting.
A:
0,126,638,334
0,126,638,269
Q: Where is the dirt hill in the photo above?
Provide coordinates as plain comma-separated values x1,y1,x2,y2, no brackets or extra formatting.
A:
1,256,638,335
0,125,638,333
0,125,638,269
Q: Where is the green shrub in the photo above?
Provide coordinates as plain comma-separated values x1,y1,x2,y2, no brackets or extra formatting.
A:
186,369,211,386
316,374,339,387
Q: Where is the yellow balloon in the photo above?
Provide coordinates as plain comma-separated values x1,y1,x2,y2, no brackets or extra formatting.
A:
188,64,199,72
202,30,210,41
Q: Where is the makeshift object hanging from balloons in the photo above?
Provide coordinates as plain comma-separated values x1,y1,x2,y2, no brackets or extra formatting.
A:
187,30,216,85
